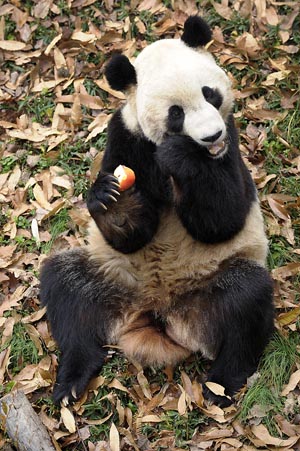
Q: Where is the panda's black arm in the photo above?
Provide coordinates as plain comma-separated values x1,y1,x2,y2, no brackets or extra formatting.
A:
157,117,256,244
87,110,171,253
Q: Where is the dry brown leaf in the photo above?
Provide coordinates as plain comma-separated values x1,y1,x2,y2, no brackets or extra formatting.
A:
95,79,126,100
108,378,130,393
267,195,290,221
265,6,279,26
212,1,233,19
0,348,11,385
141,414,162,422
22,307,47,324
71,93,82,126
61,406,76,433
272,262,300,281
71,31,97,43
1,317,15,347
84,412,113,426
45,34,62,55
278,307,300,326
109,423,120,451
177,390,187,415
137,371,152,400
138,0,163,12
235,32,261,58
0,40,26,50
0,285,26,316
0,245,17,268
251,424,298,447
262,70,291,86
33,184,53,211
33,0,52,19
192,380,204,407
86,114,111,142
281,369,300,397
205,382,228,398
7,165,21,190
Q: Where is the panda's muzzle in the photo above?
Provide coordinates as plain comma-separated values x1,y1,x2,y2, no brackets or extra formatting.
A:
202,130,222,143
206,140,227,157
201,129,227,157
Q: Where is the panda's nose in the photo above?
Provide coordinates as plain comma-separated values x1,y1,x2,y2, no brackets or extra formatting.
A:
202,130,222,143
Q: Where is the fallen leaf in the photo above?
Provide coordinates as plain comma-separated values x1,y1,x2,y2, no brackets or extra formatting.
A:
0,40,26,50
141,414,162,422
251,424,298,447
61,406,76,433
109,423,120,451
281,369,300,396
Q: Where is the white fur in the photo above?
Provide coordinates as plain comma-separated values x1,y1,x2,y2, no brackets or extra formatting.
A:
88,201,268,296
121,38,233,147
87,199,268,357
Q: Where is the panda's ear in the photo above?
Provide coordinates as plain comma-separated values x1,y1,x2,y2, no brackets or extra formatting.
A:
105,54,137,91
181,16,212,48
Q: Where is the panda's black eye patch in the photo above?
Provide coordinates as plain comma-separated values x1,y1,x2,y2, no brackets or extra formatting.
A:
202,86,223,110
167,105,185,133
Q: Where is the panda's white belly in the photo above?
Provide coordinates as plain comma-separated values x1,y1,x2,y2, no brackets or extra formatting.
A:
87,200,268,306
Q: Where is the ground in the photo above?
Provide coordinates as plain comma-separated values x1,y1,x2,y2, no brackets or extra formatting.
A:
0,0,300,450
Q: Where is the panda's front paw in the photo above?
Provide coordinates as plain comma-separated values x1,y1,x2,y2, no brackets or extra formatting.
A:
156,135,197,176
87,172,120,215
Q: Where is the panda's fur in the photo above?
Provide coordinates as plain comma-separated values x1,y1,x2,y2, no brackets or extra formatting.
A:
40,16,274,407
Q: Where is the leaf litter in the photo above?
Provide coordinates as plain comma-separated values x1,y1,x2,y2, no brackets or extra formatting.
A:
0,0,300,450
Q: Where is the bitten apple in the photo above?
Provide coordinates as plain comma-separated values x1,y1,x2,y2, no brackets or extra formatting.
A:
113,165,136,191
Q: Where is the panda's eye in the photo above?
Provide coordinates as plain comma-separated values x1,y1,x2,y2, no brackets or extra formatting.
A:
167,105,185,133
202,86,223,109
169,105,184,119
202,86,214,100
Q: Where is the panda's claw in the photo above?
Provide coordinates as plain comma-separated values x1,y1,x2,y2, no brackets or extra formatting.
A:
110,189,121,196
108,194,118,203
61,396,69,407
71,387,77,399
99,202,108,211
110,181,120,188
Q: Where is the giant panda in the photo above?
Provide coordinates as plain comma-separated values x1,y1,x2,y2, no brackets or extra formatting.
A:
40,16,274,407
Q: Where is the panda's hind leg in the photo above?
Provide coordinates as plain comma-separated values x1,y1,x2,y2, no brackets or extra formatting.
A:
40,248,124,404
168,258,274,407
203,258,274,406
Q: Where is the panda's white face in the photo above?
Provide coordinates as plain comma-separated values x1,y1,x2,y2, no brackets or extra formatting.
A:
122,39,234,157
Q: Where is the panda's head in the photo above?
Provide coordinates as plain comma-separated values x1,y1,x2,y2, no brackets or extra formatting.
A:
105,16,234,158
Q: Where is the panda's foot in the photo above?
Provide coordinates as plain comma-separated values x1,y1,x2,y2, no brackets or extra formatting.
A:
52,375,90,405
202,384,233,408
87,172,120,214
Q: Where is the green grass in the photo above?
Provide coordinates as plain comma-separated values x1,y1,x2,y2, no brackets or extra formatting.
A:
18,92,56,124
239,332,300,433
5,323,40,376
41,207,71,253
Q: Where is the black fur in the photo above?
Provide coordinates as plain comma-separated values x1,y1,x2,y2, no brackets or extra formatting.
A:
40,249,131,404
202,86,223,110
87,110,172,253
105,54,137,91
89,113,255,248
171,257,274,406
181,16,212,48
167,105,185,133
156,114,256,243
202,258,274,406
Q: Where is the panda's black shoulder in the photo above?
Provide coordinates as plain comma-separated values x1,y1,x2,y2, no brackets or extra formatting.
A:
101,109,154,171
102,109,172,205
